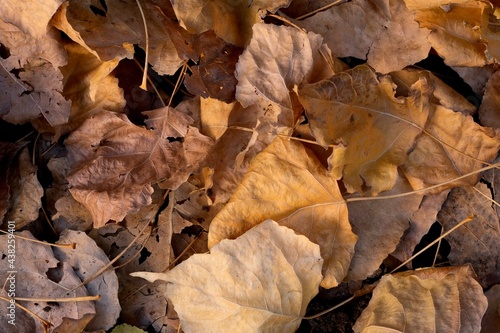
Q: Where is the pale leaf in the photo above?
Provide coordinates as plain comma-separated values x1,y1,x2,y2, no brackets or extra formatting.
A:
132,220,323,333
208,137,356,288
299,65,431,194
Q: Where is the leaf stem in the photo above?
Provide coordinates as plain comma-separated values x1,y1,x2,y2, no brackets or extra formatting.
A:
136,0,149,91
0,230,75,249
295,0,350,20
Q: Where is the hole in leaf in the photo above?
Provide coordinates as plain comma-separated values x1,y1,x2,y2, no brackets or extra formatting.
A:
46,262,64,283
0,43,10,59
138,247,151,264
412,221,451,269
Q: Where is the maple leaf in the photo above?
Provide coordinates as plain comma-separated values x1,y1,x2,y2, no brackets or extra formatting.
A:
297,0,431,73
354,266,487,333
132,220,323,333
208,137,357,288
65,110,213,227
299,64,432,195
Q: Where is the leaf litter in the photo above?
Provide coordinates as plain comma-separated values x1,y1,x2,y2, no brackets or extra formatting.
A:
1,0,500,332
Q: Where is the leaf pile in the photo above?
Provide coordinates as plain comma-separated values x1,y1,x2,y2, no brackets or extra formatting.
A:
1,0,500,332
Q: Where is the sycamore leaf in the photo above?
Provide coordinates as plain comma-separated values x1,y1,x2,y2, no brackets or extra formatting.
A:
437,184,500,288
132,220,323,333
409,1,490,67
65,110,212,227
0,231,95,333
235,23,326,110
402,105,500,192
354,266,488,333
299,65,431,195
170,0,291,46
297,0,431,73
208,136,356,288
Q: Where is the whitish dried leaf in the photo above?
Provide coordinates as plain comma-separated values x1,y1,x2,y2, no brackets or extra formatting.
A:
236,23,324,110
437,184,500,288
0,20,70,126
345,176,423,281
482,284,500,333
65,111,212,227
298,0,431,73
354,266,487,333
299,65,431,194
5,148,43,229
170,0,291,46
0,0,64,37
410,1,490,67
53,230,120,331
209,137,356,288
479,70,500,128
402,106,500,192
0,231,95,333
132,220,323,333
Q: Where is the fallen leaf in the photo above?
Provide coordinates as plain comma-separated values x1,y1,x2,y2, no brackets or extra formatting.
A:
482,4,500,62
479,69,500,128
0,231,96,333
354,265,487,333
170,0,291,46
298,0,431,73
402,105,500,192
452,65,496,96
437,184,500,288
208,136,357,288
0,141,25,223
132,220,323,333
53,230,120,331
299,64,431,194
482,284,500,333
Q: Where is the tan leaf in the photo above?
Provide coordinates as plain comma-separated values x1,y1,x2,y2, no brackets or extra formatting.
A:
479,69,500,128
437,184,500,287
481,4,500,63
410,1,490,67
354,266,487,333
208,137,356,288
297,0,431,73
482,284,500,333
0,231,95,333
170,0,291,46
345,176,423,281
132,220,323,333
65,111,212,227
299,65,431,194
402,105,500,192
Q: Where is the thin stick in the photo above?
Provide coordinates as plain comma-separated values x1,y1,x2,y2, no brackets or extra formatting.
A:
266,13,306,32
40,205,57,235
136,0,149,90
166,232,203,270
389,215,474,274
0,230,75,249
303,295,355,320
168,60,189,108
473,185,500,208
296,0,349,20
432,224,444,267
15,295,100,302
0,296,52,328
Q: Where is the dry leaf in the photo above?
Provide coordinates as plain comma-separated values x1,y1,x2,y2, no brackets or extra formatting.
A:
299,64,431,194
132,220,323,333
298,0,431,73
209,136,357,288
482,4,500,62
354,265,488,333
437,184,500,288
479,70,500,128
0,141,26,223
482,284,500,333
170,0,291,46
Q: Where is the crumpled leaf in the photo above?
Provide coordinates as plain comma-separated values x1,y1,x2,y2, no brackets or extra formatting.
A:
409,0,490,67
132,220,323,333
402,105,500,192
0,231,96,333
437,184,500,288
170,0,291,46
65,110,213,227
299,65,431,195
345,176,423,281
354,265,488,333
0,20,70,126
479,69,500,128
53,230,121,331
209,137,357,288
297,0,431,73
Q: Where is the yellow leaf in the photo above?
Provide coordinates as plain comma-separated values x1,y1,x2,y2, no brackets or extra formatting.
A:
132,220,323,333
208,136,356,288
299,65,431,195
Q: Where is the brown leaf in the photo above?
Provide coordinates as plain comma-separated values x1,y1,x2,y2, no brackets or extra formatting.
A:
133,220,323,333
482,284,500,333
208,137,357,288
481,4,500,63
0,141,26,222
479,69,500,128
65,111,212,227
437,184,500,288
354,265,487,333
297,0,431,73
299,65,432,194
